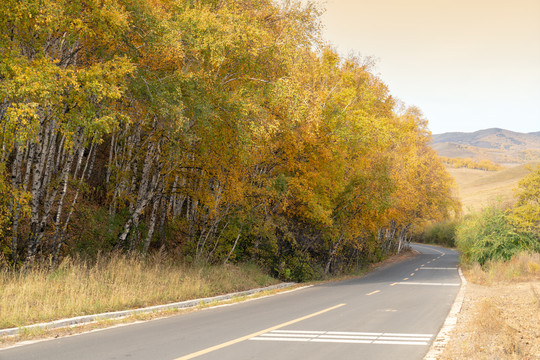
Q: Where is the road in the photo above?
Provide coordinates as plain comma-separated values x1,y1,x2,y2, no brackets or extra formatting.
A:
1,244,461,360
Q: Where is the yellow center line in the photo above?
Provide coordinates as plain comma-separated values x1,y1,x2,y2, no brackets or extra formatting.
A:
174,303,346,359
410,273,415,276
403,277,409,280
390,282,398,286
366,290,380,296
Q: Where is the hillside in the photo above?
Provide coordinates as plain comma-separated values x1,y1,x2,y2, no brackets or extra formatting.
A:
447,163,538,212
432,128,540,165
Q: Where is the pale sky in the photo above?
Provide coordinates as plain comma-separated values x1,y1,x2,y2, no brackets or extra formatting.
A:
317,0,540,134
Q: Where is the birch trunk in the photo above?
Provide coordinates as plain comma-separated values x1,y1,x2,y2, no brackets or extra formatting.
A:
27,117,55,260
10,143,24,264
325,234,344,274
142,183,162,253
52,141,94,263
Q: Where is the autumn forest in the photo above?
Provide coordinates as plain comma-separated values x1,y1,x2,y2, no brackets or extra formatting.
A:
0,0,460,280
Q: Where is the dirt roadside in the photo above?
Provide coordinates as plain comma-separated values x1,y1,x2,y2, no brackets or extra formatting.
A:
440,279,540,359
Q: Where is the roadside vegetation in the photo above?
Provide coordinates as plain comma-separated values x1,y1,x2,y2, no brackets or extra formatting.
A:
413,220,458,248
0,0,459,281
439,166,540,359
0,253,277,329
0,0,462,333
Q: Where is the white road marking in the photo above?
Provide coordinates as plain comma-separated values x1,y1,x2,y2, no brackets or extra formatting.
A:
413,244,446,255
312,339,372,344
396,282,460,286
374,340,429,345
327,331,382,336
272,330,325,334
319,335,378,340
249,330,433,346
383,332,432,337
261,333,318,338
377,336,430,341
252,337,312,342
424,267,466,360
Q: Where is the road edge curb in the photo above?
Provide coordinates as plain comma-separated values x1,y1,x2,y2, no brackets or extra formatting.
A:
0,282,295,337
423,266,467,360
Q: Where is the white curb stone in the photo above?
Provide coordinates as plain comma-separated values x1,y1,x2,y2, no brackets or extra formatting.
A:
1,282,295,337
424,267,467,360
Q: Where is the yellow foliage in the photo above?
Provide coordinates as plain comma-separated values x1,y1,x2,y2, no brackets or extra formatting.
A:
441,156,504,171
508,165,540,236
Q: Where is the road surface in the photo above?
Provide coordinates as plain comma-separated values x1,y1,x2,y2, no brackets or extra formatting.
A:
1,243,461,360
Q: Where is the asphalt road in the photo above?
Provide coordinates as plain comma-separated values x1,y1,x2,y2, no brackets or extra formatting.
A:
1,244,461,360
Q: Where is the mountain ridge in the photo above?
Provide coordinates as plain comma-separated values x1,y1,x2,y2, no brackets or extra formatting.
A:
431,128,540,164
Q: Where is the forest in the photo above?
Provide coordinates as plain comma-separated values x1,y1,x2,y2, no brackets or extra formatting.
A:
0,0,460,280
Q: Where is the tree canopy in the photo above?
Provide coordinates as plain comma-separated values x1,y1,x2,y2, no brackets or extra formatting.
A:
0,0,459,279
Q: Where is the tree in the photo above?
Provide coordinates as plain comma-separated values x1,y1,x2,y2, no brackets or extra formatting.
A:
509,165,540,236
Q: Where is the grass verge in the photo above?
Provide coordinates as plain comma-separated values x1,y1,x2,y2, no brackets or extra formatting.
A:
0,285,297,348
0,249,416,347
0,253,278,330
441,252,540,359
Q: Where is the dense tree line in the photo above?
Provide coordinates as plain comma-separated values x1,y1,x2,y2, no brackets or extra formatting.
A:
440,156,503,171
0,0,459,279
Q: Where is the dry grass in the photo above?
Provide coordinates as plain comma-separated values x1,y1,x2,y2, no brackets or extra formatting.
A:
0,285,295,348
447,163,537,213
464,252,540,284
441,253,540,360
0,253,278,329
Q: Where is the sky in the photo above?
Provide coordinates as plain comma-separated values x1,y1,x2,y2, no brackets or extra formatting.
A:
316,0,540,134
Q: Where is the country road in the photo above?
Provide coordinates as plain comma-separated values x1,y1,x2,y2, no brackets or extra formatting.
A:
1,244,461,360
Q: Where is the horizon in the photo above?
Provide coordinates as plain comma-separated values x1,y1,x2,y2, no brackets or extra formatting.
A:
432,127,540,135
318,0,540,136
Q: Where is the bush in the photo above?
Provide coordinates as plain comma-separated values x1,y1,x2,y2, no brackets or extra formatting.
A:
455,205,539,265
415,220,458,247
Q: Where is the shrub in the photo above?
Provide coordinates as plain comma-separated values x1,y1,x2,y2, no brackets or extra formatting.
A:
455,205,539,265
415,220,458,247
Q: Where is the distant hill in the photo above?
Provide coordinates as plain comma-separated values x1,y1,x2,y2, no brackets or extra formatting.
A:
432,128,540,165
